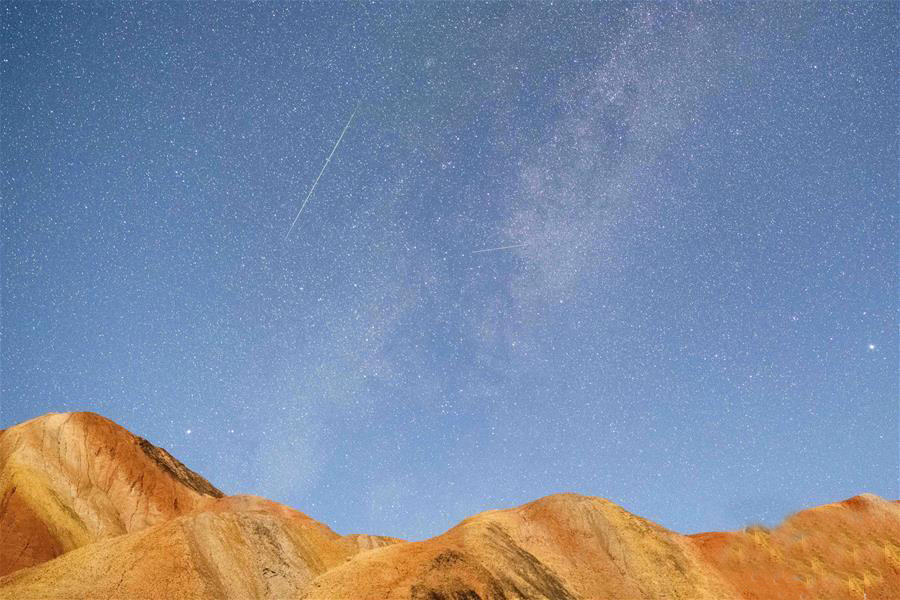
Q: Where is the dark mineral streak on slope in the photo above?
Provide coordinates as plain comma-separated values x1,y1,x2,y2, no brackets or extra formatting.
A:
136,438,223,498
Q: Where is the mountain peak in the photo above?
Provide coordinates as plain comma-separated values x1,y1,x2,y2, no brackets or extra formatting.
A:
0,411,222,576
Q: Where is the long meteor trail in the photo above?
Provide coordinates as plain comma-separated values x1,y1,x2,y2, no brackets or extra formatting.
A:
472,242,528,254
284,103,359,241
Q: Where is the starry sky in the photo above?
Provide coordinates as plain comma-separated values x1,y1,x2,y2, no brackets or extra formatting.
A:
2,2,896,540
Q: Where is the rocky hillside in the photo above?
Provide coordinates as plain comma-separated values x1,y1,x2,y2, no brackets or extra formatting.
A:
1,412,896,599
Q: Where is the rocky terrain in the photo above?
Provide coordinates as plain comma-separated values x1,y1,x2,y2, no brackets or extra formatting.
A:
1,412,896,599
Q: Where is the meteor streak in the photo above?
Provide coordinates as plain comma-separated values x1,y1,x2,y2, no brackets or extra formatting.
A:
472,243,528,254
284,103,359,241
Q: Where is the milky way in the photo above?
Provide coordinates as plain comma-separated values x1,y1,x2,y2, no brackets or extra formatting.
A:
2,2,896,540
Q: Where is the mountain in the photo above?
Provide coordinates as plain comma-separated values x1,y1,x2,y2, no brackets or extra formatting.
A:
0,411,223,576
1,413,896,599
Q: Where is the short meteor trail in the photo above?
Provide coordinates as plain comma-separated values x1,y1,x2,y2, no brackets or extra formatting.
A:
472,242,528,254
284,103,359,241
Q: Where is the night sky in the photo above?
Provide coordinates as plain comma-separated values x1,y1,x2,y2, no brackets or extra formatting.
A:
2,2,896,541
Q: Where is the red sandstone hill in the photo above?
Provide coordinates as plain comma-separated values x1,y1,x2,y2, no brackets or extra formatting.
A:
1,412,896,599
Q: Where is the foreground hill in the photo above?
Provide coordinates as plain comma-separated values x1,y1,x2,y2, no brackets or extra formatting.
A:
1,494,398,598
1,412,896,599
0,412,224,576
301,493,734,599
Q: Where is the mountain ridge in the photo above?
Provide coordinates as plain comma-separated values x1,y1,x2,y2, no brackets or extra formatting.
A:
1,412,896,599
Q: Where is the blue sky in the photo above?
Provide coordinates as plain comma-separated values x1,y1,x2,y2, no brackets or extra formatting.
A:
2,2,896,540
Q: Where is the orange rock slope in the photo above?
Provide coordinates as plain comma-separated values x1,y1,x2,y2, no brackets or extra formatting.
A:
0,412,896,599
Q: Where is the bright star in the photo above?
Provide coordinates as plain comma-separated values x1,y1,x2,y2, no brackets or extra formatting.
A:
868,344,876,351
